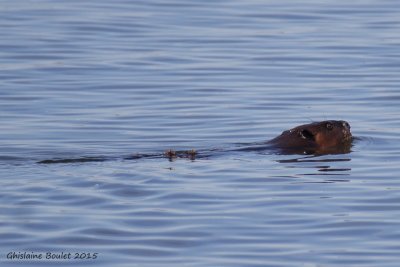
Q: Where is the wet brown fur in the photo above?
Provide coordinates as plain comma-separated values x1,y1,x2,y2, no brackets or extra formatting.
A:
267,120,352,154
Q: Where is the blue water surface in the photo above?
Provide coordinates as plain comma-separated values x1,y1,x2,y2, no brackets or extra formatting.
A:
1,0,400,266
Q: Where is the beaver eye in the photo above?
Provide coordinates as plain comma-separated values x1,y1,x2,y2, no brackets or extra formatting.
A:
299,129,315,140
326,123,333,130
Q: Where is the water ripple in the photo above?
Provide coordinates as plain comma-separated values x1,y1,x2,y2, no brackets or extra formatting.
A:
2,0,400,266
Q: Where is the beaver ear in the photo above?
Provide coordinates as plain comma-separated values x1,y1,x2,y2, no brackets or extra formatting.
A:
299,129,315,141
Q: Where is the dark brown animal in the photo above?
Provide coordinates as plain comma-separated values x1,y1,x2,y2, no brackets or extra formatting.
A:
267,120,352,154
38,120,353,163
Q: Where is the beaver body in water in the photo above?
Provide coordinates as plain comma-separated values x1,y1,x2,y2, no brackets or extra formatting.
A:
38,120,352,164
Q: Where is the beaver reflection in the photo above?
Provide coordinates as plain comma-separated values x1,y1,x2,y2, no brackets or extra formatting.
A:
267,120,352,155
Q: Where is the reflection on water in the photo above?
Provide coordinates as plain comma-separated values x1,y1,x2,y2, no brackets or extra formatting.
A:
276,155,352,176
1,0,400,266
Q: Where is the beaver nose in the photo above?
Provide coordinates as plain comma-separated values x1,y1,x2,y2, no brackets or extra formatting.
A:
341,121,350,129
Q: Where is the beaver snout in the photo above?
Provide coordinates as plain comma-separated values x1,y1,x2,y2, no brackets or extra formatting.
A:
340,120,352,141
341,120,351,130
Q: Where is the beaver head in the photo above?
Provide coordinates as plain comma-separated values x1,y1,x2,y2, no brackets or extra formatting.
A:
268,120,352,154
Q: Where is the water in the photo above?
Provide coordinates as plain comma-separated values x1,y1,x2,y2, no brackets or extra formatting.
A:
1,0,400,266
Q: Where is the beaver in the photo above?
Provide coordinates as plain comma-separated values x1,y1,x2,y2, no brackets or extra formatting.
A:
132,120,353,160
266,120,352,154
37,120,353,164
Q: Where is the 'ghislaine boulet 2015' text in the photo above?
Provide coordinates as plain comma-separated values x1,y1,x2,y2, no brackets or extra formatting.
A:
6,252,98,260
